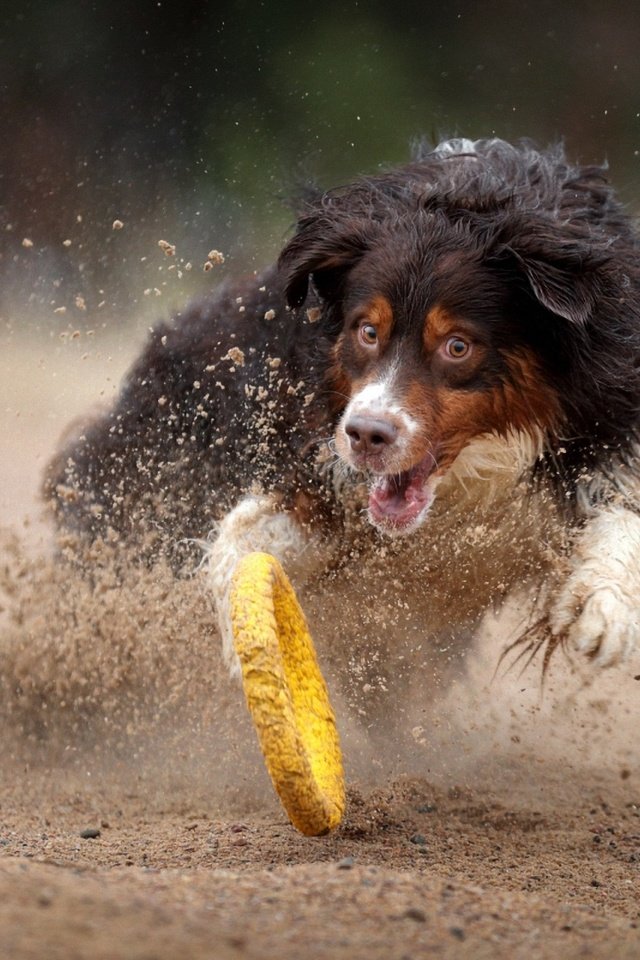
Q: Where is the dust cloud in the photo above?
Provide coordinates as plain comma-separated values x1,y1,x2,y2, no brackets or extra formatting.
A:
0,323,638,826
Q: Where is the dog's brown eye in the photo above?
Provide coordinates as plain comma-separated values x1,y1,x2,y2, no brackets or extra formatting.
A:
359,323,378,346
445,336,470,359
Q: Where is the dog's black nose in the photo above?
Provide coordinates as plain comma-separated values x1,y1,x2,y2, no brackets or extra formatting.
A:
345,415,398,454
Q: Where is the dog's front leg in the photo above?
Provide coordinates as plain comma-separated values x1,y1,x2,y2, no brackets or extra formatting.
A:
550,505,640,667
204,494,327,676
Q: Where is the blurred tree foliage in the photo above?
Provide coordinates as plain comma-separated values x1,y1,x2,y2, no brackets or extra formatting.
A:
1,0,640,316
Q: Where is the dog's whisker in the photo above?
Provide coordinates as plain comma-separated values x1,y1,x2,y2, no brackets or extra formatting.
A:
327,389,353,404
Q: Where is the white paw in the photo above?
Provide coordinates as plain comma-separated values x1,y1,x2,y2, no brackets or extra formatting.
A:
550,578,640,668
202,494,330,679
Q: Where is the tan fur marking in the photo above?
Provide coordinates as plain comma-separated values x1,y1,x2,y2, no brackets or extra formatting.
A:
366,295,394,344
424,304,461,352
326,298,395,415
501,349,562,433
435,390,503,469
390,348,562,476
432,350,562,471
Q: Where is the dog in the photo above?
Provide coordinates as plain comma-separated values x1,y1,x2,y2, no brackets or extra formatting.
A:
46,137,640,693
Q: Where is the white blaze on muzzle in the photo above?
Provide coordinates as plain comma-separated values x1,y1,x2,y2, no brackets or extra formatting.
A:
340,367,420,461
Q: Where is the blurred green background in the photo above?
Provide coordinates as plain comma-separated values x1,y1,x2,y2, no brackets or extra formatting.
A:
2,0,640,330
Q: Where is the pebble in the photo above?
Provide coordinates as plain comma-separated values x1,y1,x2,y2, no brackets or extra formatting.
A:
404,907,427,922
79,828,101,840
410,833,427,846
337,856,355,870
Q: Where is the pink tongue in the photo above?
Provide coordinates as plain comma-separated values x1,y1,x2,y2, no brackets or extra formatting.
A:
369,468,433,528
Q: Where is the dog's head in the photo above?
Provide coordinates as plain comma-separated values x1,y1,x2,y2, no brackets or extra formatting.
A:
279,142,621,534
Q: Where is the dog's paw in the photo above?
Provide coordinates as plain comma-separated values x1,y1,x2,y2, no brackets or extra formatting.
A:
550,576,640,667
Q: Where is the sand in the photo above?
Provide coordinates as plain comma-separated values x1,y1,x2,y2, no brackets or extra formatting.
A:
1,332,639,960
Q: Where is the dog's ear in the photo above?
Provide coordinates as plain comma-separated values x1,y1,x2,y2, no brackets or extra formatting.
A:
278,215,376,308
501,222,608,325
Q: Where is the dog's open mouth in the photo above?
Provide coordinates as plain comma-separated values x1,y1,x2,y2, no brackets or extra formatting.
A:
368,452,438,533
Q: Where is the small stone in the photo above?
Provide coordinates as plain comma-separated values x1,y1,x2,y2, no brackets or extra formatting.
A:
112,219,124,230
410,833,427,846
404,907,426,922
449,927,466,940
79,828,101,839
337,856,354,870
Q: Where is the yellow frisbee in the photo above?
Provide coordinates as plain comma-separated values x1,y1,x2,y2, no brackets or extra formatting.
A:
230,551,345,836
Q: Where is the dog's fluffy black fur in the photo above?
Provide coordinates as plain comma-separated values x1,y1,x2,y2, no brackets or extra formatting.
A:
46,138,640,559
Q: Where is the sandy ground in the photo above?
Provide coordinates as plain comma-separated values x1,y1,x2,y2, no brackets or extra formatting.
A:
1,332,640,960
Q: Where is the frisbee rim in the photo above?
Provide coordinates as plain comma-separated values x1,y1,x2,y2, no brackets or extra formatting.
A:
230,551,345,836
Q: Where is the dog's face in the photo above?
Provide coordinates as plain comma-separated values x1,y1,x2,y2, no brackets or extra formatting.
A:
280,191,605,535
329,229,564,533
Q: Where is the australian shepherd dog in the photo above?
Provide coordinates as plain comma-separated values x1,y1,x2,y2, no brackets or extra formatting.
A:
47,138,640,697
